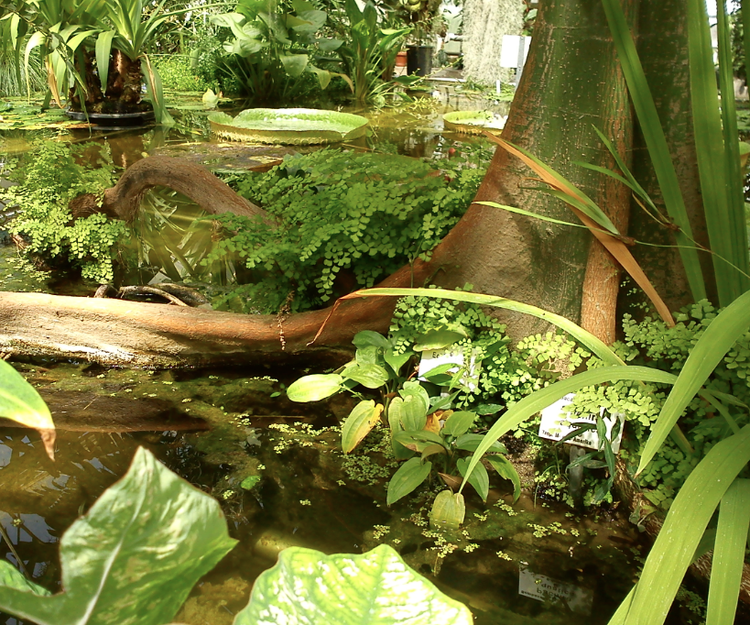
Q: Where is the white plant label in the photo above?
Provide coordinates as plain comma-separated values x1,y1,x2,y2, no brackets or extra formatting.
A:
418,346,480,392
538,393,625,453
518,567,593,615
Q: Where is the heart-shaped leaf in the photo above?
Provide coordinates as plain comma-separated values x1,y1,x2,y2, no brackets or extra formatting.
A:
234,544,473,624
429,490,466,530
0,447,237,625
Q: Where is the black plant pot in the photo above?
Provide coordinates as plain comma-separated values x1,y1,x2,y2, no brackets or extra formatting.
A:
65,106,155,129
406,46,434,77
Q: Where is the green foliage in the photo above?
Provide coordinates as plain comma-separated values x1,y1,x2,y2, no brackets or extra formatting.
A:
207,147,488,313
388,290,588,412
0,446,237,625
151,54,212,92
0,359,54,433
288,327,521,525
334,0,411,105
3,142,128,284
235,544,473,625
210,0,349,104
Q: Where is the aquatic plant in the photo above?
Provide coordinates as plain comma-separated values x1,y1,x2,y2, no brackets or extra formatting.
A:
209,0,350,104
0,445,473,625
2,142,126,284
287,328,521,527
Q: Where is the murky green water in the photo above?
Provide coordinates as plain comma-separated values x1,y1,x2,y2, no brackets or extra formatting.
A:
0,361,656,625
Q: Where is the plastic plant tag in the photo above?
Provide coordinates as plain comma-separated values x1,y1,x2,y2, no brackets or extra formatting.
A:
418,346,480,392
518,566,593,615
538,393,625,453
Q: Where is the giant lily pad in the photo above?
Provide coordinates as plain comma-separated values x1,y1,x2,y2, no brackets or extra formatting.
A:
234,543,474,624
209,108,369,145
443,110,506,135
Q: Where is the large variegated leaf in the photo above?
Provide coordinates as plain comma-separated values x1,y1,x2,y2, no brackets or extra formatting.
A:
234,544,473,625
0,447,237,625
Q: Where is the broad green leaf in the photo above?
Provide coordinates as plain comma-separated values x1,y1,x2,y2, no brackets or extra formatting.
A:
705,479,750,625
461,366,678,494
0,360,54,431
457,457,489,502
394,430,446,453
0,359,55,458
337,288,625,366
399,380,431,414
0,447,237,625
0,563,50,596
429,490,466,530
352,330,391,350
413,328,467,351
384,348,412,375
287,373,343,402
601,0,707,302
454,433,506,455
387,457,432,505
341,400,383,453
95,30,115,93
355,345,379,365
421,443,447,460
389,395,427,432
240,475,261,490
618,425,750,625
234,544,473,625
387,407,415,460
442,411,478,438
342,362,389,389
486,454,521,503
280,53,308,77
637,290,750,476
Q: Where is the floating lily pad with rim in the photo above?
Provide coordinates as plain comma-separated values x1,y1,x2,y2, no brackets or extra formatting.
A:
443,110,506,135
208,108,369,145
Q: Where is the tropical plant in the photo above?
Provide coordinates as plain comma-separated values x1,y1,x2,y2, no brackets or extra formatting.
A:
0,444,474,625
334,0,411,105
210,0,351,103
0,358,56,458
207,147,488,313
287,328,521,526
2,0,185,123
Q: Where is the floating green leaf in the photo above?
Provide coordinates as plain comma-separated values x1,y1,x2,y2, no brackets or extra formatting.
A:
0,447,237,625
287,373,343,402
234,544,473,624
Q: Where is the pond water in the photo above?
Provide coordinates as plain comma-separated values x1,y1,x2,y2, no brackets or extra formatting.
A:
2,361,653,625
0,92,696,625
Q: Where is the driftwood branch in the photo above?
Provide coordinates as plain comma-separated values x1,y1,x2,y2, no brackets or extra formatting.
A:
70,156,270,225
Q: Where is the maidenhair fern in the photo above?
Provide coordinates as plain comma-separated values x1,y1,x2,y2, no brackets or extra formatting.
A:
207,146,490,313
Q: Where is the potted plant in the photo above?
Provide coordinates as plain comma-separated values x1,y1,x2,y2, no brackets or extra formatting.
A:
397,0,441,76
5,0,183,125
